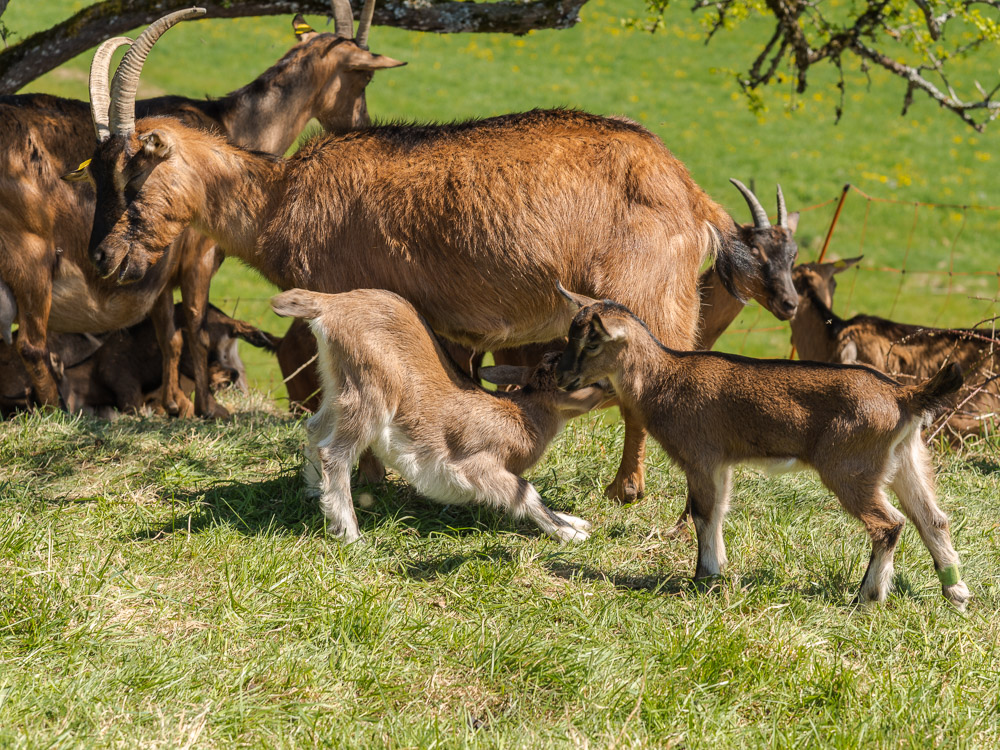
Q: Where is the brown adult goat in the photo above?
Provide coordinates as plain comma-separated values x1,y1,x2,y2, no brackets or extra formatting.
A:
555,289,970,609
694,183,800,350
82,26,764,504
0,2,402,418
791,258,1000,438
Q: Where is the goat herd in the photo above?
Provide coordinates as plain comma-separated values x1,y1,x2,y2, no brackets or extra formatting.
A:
3,3,997,611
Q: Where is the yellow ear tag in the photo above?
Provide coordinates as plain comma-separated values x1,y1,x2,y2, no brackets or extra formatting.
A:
834,260,847,268
62,158,91,182
76,159,91,172
294,23,314,36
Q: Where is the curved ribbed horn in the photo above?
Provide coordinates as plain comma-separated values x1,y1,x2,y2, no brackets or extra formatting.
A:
730,178,770,229
355,0,376,49
109,7,206,136
776,184,788,228
90,37,133,142
331,0,355,38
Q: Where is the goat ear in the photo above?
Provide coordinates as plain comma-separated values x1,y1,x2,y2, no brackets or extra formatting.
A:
832,256,863,274
838,339,858,363
556,282,598,310
62,158,92,183
480,365,530,388
785,211,800,234
347,48,407,71
139,130,172,160
591,313,625,342
292,14,319,42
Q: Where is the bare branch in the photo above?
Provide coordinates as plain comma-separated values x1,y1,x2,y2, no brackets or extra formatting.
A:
0,0,589,94
652,0,1000,131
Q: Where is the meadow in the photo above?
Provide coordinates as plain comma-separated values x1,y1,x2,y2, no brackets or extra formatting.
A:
2,0,1000,746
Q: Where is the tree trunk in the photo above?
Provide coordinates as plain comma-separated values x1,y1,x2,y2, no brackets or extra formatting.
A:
0,0,588,94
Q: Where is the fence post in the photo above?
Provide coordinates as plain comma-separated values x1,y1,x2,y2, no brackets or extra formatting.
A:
817,183,852,263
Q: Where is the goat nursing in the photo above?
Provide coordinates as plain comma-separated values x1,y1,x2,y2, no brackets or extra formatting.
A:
271,288,610,544
555,288,970,609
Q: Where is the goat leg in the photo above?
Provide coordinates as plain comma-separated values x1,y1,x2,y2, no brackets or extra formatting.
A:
12,270,61,409
606,407,647,504
178,236,228,419
150,288,194,418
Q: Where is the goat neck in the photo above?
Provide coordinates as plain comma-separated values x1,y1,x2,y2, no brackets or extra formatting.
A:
694,267,748,349
789,286,845,362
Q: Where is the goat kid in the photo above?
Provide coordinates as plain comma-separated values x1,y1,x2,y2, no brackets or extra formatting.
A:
791,258,1000,438
1,2,402,417
555,288,970,609
270,288,610,544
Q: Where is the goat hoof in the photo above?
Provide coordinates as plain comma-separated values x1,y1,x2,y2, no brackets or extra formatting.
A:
552,525,590,544
554,512,592,534
605,475,644,505
943,581,970,612
663,519,692,540
199,401,230,420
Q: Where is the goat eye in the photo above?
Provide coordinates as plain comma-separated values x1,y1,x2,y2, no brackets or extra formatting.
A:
584,341,602,353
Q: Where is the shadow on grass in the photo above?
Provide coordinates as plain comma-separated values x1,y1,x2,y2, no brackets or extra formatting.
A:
544,560,692,595
126,475,562,543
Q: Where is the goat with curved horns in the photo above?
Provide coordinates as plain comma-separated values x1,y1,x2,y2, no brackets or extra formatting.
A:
695,181,800,350
82,25,767,507
0,1,402,418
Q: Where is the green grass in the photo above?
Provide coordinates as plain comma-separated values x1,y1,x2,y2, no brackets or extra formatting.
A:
2,393,999,747
3,1,1000,745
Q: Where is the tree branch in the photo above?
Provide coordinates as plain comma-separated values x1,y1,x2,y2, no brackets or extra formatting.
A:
662,0,1000,131
0,0,589,94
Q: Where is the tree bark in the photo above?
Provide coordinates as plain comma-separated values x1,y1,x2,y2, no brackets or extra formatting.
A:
0,0,588,94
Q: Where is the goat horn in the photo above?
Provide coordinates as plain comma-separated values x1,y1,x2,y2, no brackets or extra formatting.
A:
90,37,133,142
355,0,376,49
330,0,355,38
730,178,770,229
109,7,206,137
776,184,788,228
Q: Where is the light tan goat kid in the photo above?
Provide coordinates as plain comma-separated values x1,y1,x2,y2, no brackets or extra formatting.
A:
554,288,970,609
270,288,611,544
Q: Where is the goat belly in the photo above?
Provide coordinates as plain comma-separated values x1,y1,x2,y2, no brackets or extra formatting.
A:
372,425,478,506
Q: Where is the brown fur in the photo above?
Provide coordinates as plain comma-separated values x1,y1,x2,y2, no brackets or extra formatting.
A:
791,259,1000,438
0,303,276,418
86,106,760,505
0,19,402,417
270,287,610,543
555,294,969,608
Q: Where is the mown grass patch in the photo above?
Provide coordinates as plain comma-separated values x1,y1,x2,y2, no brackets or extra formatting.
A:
2,393,999,747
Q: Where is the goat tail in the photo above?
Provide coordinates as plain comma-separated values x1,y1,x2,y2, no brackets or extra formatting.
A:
711,226,758,304
270,289,326,320
904,362,964,416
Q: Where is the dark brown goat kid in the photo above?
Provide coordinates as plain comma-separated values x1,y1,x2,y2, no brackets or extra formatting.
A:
791,258,1000,438
555,287,970,609
82,22,785,504
0,2,402,418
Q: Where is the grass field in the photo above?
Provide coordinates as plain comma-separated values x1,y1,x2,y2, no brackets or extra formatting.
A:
2,0,1000,746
